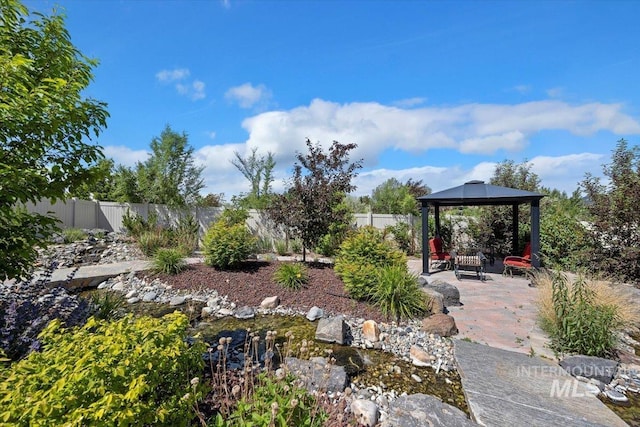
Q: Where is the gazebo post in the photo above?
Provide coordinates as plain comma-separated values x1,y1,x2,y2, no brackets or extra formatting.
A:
512,204,519,255
530,199,541,268
421,203,430,275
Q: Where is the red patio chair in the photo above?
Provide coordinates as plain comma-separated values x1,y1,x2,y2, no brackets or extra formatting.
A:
503,242,532,276
429,236,451,270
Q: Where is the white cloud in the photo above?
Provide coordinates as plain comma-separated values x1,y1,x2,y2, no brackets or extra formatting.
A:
155,68,190,83
103,145,150,167
240,98,640,166
156,68,205,101
225,83,271,108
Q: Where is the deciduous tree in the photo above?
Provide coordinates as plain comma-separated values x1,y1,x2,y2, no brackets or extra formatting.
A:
268,139,362,261
1,0,109,279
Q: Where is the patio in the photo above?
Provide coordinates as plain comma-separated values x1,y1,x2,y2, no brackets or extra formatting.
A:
408,258,555,359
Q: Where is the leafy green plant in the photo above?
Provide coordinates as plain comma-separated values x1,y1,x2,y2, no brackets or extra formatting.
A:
203,215,256,269
153,248,188,275
62,228,87,243
274,239,289,256
273,263,309,290
87,291,125,320
385,222,413,255
334,226,406,300
0,313,206,426
372,265,427,322
223,372,327,427
137,229,170,257
541,273,621,357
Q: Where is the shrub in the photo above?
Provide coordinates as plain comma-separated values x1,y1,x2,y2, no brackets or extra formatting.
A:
62,228,87,243
536,271,629,357
203,217,256,269
122,209,158,239
273,263,309,290
274,240,290,256
153,248,188,275
137,229,170,257
0,313,205,426
334,226,406,300
223,372,327,427
0,263,90,361
385,222,414,255
372,265,427,323
290,239,303,254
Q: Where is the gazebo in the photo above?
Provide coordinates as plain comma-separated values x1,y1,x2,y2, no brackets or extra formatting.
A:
417,180,544,275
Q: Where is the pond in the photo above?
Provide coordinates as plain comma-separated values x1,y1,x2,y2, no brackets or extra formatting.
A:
82,289,469,416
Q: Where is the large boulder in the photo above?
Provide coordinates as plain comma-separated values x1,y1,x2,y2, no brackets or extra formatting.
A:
316,315,349,345
421,288,445,314
423,280,461,307
559,355,618,385
381,394,476,427
421,313,458,337
284,357,348,393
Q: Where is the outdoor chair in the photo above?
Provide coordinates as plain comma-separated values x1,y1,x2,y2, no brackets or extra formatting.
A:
502,242,532,276
429,237,451,270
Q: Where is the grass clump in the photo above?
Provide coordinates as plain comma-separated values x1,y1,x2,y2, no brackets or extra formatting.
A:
273,263,309,290
153,248,187,275
372,265,427,323
334,226,406,300
62,228,87,243
535,270,639,357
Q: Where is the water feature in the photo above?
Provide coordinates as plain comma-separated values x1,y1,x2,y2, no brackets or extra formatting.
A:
81,289,469,415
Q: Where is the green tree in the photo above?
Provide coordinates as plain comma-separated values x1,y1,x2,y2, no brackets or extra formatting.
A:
370,178,419,215
68,158,115,201
268,139,362,261
581,139,640,283
470,160,540,255
0,0,109,279
231,147,275,209
136,125,204,206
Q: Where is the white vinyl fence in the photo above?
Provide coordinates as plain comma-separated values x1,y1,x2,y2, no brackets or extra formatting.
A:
24,199,417,240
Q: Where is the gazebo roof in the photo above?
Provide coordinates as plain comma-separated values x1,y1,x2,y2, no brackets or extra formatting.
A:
417,180,544,206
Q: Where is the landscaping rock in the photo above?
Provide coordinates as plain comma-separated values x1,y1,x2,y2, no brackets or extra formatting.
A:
423,280,461,307
350,399,379,427
421,313,458,337
559,355,618,385
169,296,186,306
234,306,255,319
362,320,380,343
306,306,324,321
381,394,476,427
142,291,157,302
422,287,445,314
260,296,280,309
315,315,349,345
410,345,433,367
284,356,348,393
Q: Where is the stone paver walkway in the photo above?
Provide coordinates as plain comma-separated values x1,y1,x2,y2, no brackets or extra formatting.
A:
408,259,555,359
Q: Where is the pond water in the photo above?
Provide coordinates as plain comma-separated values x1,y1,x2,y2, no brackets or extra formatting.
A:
82,289,469,415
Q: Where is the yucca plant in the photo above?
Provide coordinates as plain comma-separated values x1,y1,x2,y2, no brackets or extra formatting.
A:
273,263,309,290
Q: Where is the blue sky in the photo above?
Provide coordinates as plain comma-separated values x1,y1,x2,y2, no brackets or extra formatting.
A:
26,0,640,199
